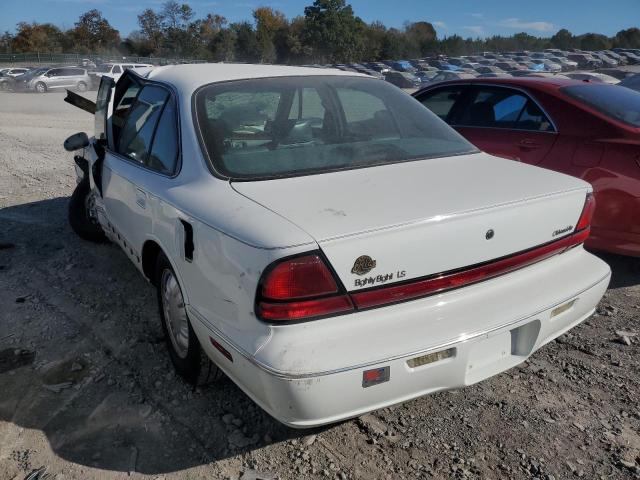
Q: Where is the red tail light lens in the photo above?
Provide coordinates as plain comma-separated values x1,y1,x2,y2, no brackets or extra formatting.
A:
262,254,339,300
575,192,596,232
257,253,353,321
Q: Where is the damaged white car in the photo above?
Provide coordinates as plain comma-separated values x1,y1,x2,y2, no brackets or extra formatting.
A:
63,64,610,427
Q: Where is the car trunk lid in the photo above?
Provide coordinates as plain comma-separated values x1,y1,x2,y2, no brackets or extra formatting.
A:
232,152,590,291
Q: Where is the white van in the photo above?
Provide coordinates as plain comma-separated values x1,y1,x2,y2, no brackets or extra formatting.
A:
89,63,153,86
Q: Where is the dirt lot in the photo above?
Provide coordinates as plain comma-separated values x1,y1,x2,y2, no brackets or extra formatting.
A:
0,90,639,480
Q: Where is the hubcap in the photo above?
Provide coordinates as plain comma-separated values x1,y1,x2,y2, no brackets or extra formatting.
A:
36,83,45,92
161,269,189,359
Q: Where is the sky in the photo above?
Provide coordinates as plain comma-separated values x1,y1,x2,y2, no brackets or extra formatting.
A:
1,0,638,38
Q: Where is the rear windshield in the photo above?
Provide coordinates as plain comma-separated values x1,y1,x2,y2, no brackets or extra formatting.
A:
561,84,640,127
194,75,475,180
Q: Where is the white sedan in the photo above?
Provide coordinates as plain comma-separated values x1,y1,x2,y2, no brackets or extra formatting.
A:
64,64,610,427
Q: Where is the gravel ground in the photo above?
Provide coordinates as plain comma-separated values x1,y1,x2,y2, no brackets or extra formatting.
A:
0,91,639,480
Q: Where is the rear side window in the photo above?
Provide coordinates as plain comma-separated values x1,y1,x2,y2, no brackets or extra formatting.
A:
117,85,168,164
113,65,122,74
148,97,179,175
456,87,554,131
418,86,466,121
561,84,640,127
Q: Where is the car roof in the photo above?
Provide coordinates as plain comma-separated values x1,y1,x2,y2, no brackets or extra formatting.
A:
145,63,365,94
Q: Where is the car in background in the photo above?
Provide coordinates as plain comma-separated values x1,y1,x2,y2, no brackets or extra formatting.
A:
388,60,415,72
567,53,602,69
619,73,640,92
415,70,440,84
385,71,422,88
597,68,634,81
13,66,91,93
475,66,504,75
429,71,476,84
414,78,640,256
477,72,513,79
89,62,153,86
66,64,609,427
564,72,619,84
0,67,30,77
531,59,562,72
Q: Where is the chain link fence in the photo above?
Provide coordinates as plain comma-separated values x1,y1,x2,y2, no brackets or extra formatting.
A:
0,52,207,66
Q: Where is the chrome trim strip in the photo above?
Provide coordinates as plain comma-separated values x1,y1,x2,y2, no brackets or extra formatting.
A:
188,271,610,380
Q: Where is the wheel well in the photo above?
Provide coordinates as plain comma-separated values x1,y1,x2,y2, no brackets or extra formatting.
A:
141,240,162,285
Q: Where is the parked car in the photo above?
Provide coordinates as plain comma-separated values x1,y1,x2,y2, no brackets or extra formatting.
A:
619,73,640,92
385,71,421,88
567,54,602,69
63,64,609,427
13,66,91,93
414,77,640,256
90,62,153,86
564,72,620,84
0,67,30,77
430,71,476,83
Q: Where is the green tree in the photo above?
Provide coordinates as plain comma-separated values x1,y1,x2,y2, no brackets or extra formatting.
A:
137,8,164,54
253,7,288,63
71,9,120,53
232,22,259,62
579,33,611,51
11,22,66,53
613,28,640,48
550,29,574,50
405,21,437,56
302,0,366,63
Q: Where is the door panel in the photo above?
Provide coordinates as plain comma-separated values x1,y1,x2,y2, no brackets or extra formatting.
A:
455,126,520,161
508,130,557,165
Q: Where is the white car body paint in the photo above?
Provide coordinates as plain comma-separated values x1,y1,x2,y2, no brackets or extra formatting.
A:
79,64,610,427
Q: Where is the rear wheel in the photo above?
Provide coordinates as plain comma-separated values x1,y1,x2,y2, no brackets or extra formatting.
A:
156,253,223,386
35,82,46,93
68,178,107,243
76,81,87,92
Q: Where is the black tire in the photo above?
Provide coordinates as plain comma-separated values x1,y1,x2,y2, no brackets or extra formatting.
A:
68,179,107,243
35,82,47,93
76,81,87,92
155,252,223,386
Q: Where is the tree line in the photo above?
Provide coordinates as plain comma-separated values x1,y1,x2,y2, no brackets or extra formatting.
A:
1,0,639,63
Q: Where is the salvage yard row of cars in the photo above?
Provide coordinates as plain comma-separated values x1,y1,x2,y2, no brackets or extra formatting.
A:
2,47,640,92
0,61,152,92
56,59,640,427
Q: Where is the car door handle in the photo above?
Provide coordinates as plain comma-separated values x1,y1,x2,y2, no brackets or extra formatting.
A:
135,188,147,209
518,139,541,150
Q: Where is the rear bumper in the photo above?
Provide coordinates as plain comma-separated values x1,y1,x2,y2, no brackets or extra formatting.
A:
191,247,610,427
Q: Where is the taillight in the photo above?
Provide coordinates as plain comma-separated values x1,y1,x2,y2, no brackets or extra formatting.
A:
575,192,596,232
257,253,353,322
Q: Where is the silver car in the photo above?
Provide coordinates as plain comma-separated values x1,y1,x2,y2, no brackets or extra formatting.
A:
15,66,91,93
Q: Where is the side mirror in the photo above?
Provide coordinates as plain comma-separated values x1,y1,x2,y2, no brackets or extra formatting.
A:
64,132,90,151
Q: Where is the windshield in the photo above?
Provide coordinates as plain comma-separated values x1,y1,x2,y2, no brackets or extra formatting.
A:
96,64,113,73
561,84,640,128
194,75,475,180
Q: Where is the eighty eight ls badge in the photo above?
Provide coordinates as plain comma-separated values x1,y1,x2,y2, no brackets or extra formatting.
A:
351,255,377,276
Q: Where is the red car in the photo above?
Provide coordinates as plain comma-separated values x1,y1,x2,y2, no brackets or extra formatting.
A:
413,78,640,257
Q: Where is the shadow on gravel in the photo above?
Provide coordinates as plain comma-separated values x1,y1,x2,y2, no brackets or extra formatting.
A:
0,198,320,476
590,250,640,289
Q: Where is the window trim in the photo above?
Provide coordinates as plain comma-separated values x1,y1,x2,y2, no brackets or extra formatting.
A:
106,72,183,179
